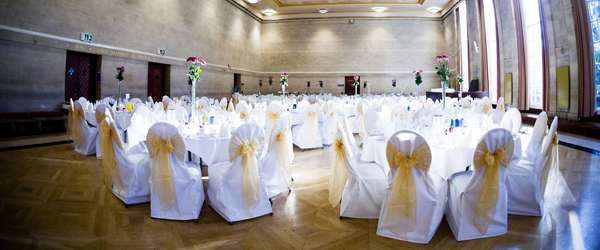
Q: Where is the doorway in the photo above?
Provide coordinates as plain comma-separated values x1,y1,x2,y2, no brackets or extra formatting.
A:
233,73,241,94
345,76,359,95
65,51,97,101
148,62,166,101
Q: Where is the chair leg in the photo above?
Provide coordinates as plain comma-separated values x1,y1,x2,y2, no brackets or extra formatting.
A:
125,204,128,208
195,219,199,223
291,178,294,181
339,216,343,219
301,149,304,152
270,212,273,215
229,221,233,225
269,198,273,205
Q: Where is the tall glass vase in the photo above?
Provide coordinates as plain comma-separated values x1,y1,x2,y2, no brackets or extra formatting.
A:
282,84,286,105
393,86,396,95
270,85,272,94
459,84,463,99
190,79,197,122
355,85,358,97
417,84,420,101
320,87,323,95
441,81,447,110
118,81,122,106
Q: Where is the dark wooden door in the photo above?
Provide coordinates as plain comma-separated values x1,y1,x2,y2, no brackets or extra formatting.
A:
148,62,165,101
65,51,96,101
345,76,359,95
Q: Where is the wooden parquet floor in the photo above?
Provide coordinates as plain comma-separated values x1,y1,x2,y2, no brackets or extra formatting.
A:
0,136,598,249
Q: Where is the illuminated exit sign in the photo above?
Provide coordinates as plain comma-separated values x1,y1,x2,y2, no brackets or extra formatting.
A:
80,33,93,43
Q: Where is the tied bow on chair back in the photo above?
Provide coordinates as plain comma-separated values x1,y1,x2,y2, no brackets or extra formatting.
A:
540,118,559,196
147,129,186,214
197,104,207,115
305,108,319,142
384,135,432,237
268,124,292,193
229,134,262,216
357,105,367,140
267,110,283,137
72,104,86,147
482,103,492,115
472,133,514,235
99,115,124,192
328,130,352,207
67,103,75,143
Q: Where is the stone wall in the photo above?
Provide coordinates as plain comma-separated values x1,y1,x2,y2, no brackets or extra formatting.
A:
0,0,261,112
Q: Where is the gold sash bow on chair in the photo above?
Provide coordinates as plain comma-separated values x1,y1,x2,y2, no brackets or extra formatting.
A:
163,102,169,112
328,134,352,207
472,137,514,235
72,107,86,147
482,104,492,115
357,106,366,140
498,103,506,120
267,110,283,136
229,136,262,215
198,104,207,115
268,126,292,192
99,119,124,192
384,140,432,236
240,110,248,121
540,133,558,196
305,111,319,142
147,131,186,214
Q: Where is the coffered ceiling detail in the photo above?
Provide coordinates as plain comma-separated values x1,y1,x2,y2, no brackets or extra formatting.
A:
229,0,460,21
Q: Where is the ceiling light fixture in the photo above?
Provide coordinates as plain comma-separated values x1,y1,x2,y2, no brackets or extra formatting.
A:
263,10,275,16
428,7,441,13
318,8,328,14
246,0,259,3
372,7,386,13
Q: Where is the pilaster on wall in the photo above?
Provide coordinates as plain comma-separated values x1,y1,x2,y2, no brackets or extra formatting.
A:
466,0,483,86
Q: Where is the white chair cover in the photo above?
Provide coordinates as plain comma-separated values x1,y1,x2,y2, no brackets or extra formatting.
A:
506,116,558,216
292,103,323,150
100,113,151,205
523,111,548,163
95,103,113,159
329,122,387,219
73,101,97,156
364,110,383,134
146,122,204,220
445,128,514,241
500,108,521,136
250,107,266,127
376,130,447,244
413,108,433,128
260,117,294,198
128,105,151,150
208,123,272,223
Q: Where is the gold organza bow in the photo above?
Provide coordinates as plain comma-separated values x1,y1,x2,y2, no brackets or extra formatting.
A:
328,134,352,207
163,102,169,112
357,106,367,140
498,103,505,120
198,104,207,115
305,111,319,142
327,110,337,134
482,104,492,115
229,135,262,215
147,131,186,214
267,110,283,136
72,107,85,147
268,125,292,193
99,118,124,192
384,140,432,236
240,110,249,121
472,137,514,235
540,133,558,195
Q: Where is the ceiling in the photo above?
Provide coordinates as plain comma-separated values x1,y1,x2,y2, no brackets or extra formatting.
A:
229,0,461,21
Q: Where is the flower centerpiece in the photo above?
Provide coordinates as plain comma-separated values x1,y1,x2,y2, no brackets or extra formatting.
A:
268,76,273,94
319,80,323,95
413,70,423,100
115,67,125,105
280,72,289,100
457,74,464,98
392,79,397,95
435,55,451,109
353,76,360,96
186,57,206,121
259,80,262,95
306,81,310,94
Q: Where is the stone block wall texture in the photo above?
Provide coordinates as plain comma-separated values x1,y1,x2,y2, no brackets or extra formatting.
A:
0,0,585,119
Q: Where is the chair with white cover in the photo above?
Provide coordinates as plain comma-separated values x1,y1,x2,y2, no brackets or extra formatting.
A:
506,116,558,216
376,130,447,244
208,123,272,224
500,108,522,136
364,110,383,134
292,103,323,150
522,112,548,163
445,128,514,241
260,117,294,198
250,107,266,127
95,104,115,159
99,112,151,206
128,105,151,150
265,103,285,137
354,101,369,140
72,101,98,155
146,122,204,221
493,97,506,124
237,101,252,123
328,122,387,219
413,108,433,128
320,107,337,146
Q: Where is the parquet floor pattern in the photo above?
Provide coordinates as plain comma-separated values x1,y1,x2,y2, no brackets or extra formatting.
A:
0,136,598,249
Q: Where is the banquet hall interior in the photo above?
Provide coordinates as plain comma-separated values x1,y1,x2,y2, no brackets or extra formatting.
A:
1,0,600,249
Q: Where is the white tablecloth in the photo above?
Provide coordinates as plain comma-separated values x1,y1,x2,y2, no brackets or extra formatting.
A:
185,135,230,166
84,111,131,130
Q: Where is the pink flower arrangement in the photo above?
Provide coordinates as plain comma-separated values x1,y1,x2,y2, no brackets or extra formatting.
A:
412,70,423,85
116,67,125,81
353,76,359,86
392,79,397,87
435,55,451,62
268,76,273,86
186,57,206,83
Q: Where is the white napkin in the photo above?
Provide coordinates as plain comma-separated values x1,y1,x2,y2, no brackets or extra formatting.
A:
219,123,230,137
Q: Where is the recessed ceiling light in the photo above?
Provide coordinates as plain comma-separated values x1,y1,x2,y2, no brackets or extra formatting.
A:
263,10,275,16
428,7,441,13
247,0,259,3
318,8,328,14
372,7,386,13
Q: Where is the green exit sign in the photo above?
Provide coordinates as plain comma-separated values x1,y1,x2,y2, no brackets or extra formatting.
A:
80,33,93,43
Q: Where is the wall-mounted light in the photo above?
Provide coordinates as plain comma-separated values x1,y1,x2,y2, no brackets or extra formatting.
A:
263,10,275,16
318,8,328,14
247,0,259,3
349,19,354,24
372,7,386,13
427,7,441,13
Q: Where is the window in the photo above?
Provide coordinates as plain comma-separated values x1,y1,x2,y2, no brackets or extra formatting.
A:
483,0,498,102
458,1,469,89
522,0,544,109
587,0,600,111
